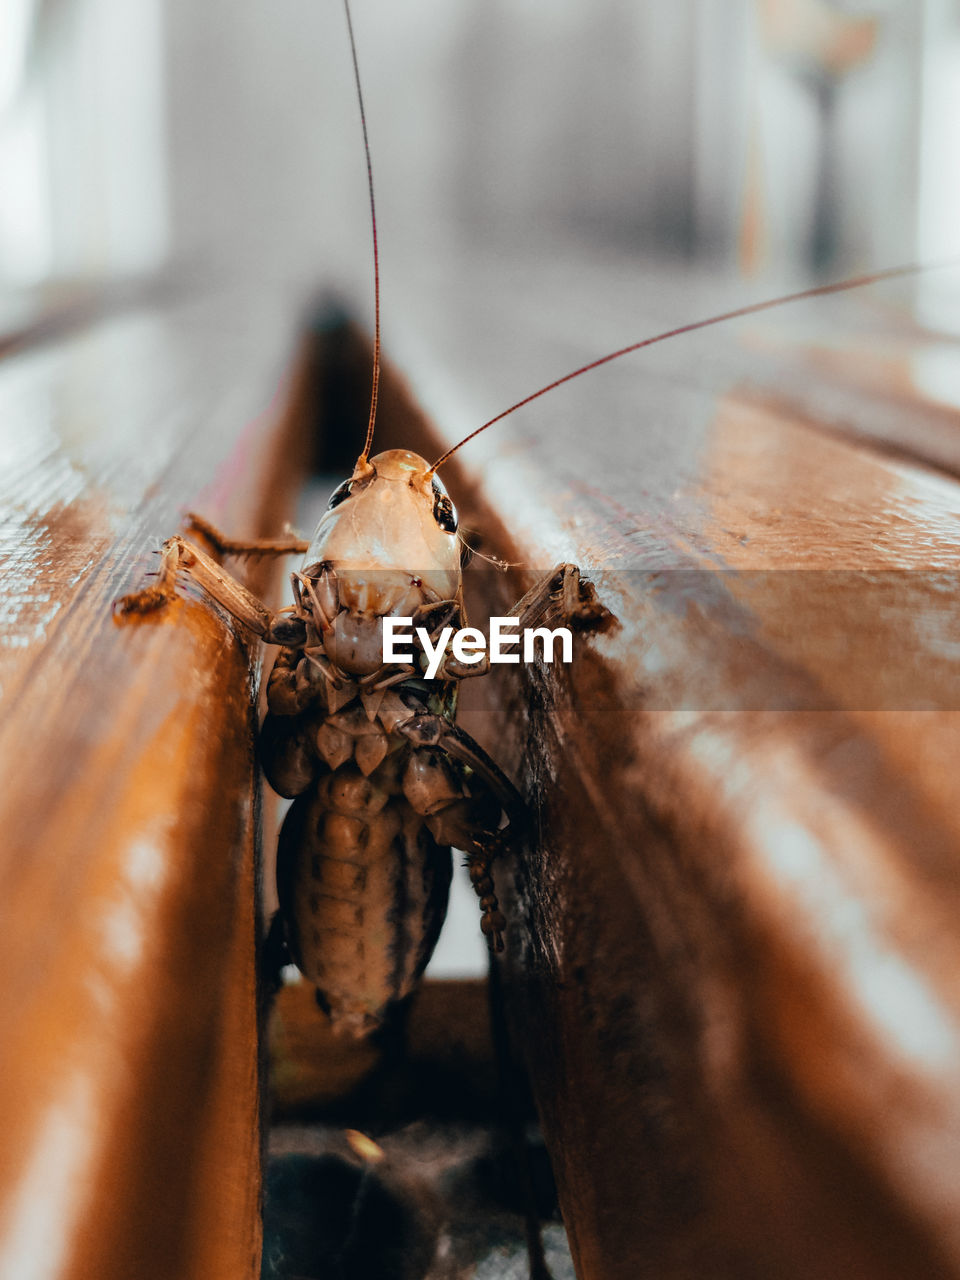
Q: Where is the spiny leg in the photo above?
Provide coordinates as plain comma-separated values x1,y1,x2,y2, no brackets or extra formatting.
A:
439,563,609,681
115,534,306,645
185,512,310,558
511,562,607,631
397,715,525,951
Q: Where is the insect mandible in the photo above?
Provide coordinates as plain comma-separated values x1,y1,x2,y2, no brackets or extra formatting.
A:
115,0,945,1037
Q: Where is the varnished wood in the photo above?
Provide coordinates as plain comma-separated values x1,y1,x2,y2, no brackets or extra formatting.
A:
361,254,960,1279
4,251,960,1278
268,978,496,1119
0,292,309,1280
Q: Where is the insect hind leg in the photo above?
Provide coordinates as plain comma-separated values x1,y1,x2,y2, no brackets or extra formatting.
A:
397,715,524,951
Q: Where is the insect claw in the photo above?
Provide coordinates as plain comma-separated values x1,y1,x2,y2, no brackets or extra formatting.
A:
112,583,170,618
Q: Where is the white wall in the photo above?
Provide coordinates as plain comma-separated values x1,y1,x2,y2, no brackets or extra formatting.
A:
0,0,956,292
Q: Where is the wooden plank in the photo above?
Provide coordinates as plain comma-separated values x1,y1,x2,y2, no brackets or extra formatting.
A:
268,978,496,1120
0,292,310,1280
7,253,953,1277
385,248,960,477
359,253,960,1279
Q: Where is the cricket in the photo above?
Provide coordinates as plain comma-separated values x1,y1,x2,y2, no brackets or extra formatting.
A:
114,0,947,1040
112,0,625,1043
117,460,603,1036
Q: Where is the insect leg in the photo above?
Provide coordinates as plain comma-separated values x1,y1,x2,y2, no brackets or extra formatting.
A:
437,564,608,681
509,562,607,631
114,535,187,616
115,535,307,645
294,570,336,630
396,714,527,951
184,511,310,557
411,598,460,631
397,714,524,820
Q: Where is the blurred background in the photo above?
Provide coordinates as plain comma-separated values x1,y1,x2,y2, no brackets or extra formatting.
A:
0,0,958,311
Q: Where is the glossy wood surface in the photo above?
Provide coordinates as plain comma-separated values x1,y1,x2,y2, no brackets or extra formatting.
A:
0,292,308,1280
3,251,959,1278
377,252,960,1279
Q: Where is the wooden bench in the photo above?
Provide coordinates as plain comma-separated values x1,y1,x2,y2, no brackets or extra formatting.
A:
412,255,960,1280
0,289,312,1280
1,256,959,1278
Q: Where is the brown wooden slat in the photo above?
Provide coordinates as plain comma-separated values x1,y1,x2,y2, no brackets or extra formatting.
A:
0,293,310,1280
385,247,960,478
361,254,960,1279
5,250,957,1278
268,978,496,1120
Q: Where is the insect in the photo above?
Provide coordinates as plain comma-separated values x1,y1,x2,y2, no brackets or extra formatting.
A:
115,0,943,1038
118,473,602,1037
114,0,609,1035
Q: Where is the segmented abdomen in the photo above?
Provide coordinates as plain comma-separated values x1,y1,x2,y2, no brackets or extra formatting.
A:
276,758,451,1037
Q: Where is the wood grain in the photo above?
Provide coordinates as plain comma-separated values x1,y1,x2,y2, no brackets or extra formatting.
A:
370,253,960,1279
4,251,959,1279
0,291,309,1280
268,978,496,1120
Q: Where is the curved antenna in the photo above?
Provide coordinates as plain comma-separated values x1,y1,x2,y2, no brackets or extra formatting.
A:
429,258,957,473
343,0,380,463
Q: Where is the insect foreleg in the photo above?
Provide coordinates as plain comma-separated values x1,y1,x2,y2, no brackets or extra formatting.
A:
116,535,307,646
509,562,605,630
435,563,607,680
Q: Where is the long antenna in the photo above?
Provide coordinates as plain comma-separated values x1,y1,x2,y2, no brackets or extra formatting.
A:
343,0,380,463
429,258,956,473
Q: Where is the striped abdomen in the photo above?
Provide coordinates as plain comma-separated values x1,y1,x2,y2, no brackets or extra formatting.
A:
276,757,451,1036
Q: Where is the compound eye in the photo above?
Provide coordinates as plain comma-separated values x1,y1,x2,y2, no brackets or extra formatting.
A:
431,480,458,533
326,480,352,510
